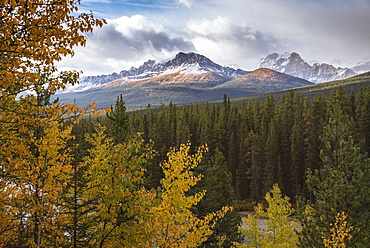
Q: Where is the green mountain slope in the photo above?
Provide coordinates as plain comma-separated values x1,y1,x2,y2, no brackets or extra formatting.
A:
227,71,370,104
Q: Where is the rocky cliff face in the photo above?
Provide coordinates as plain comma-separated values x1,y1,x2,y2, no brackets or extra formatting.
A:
310,63,355,83
256,52,356,83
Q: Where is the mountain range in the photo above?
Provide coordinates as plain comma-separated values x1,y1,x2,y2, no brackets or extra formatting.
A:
256,52,365,83
55,52,370,109
62,52,248,93
55,52,312,109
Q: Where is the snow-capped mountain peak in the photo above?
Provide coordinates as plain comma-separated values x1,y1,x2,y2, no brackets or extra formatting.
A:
59,52,248,93
351,55,370,74
161,52,246,77
255,52,307,73
256,52,356,83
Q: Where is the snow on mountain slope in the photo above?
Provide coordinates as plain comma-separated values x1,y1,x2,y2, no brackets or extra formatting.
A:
255,52,296,73
330,58,353,68
59,51,370,95
59,52,248,93
53,67,314,110
256,52,356,83
351,56,370,74
70,73,121,92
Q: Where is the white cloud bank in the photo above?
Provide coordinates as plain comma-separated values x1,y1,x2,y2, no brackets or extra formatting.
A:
59,15,195,75
185,17,280,68
58,0,370,76
58,15,280,75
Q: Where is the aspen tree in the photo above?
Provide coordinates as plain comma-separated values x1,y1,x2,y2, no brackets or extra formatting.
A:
235,184,298,248
148,144,230,248
0,1,104,245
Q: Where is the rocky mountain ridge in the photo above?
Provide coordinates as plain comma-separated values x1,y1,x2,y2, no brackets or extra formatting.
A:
351,56,370,74
63,52,248,93
63,52,370,94
54,66,312,109
255,52,358,83
53,51,370,109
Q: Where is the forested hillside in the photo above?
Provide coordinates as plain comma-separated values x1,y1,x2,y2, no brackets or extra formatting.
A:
77,86,370,204
104,87,369,202
74,85,370,246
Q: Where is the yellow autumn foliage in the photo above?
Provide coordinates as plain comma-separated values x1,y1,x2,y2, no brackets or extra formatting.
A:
235,184,299,248
148,144,230,248
0,1,232,247
323,212,353,248
0,1,104,246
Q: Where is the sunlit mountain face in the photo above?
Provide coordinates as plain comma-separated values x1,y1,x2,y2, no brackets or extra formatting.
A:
55,52,313,109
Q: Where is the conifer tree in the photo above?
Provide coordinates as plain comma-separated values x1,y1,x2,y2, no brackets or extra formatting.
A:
264,116,281,194
354,87,370,153
245,131,263,201
236,140,250,200
290,119,305,197
63,117,97,248
278,90,295,197
302,95,327,200
106,94,129,143
298,104,370,247
196,148,243,247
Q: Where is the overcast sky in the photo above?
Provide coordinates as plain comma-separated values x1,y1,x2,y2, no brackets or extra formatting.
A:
58,0,370,76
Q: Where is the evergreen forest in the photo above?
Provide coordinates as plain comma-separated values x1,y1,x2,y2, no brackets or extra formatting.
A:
116,87,370,204
72,86,370,247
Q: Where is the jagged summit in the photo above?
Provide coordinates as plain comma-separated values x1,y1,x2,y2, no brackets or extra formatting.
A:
167,52,203,66
256,52,356,83
61,52,248,93
121,52,248,78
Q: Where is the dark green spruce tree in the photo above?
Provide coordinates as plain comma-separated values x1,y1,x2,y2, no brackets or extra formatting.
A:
106,94,129,143
297,103,370,247
196,148,243,247
63,117,96,248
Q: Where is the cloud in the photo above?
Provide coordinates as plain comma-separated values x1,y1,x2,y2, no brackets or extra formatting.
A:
290,0,370,63
178,0,194,8
58,15,195,75
59,15,283,75
225,0,370,64
184,0,370,65
59,0,370,75
95,15,195,58
185,17,282,69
